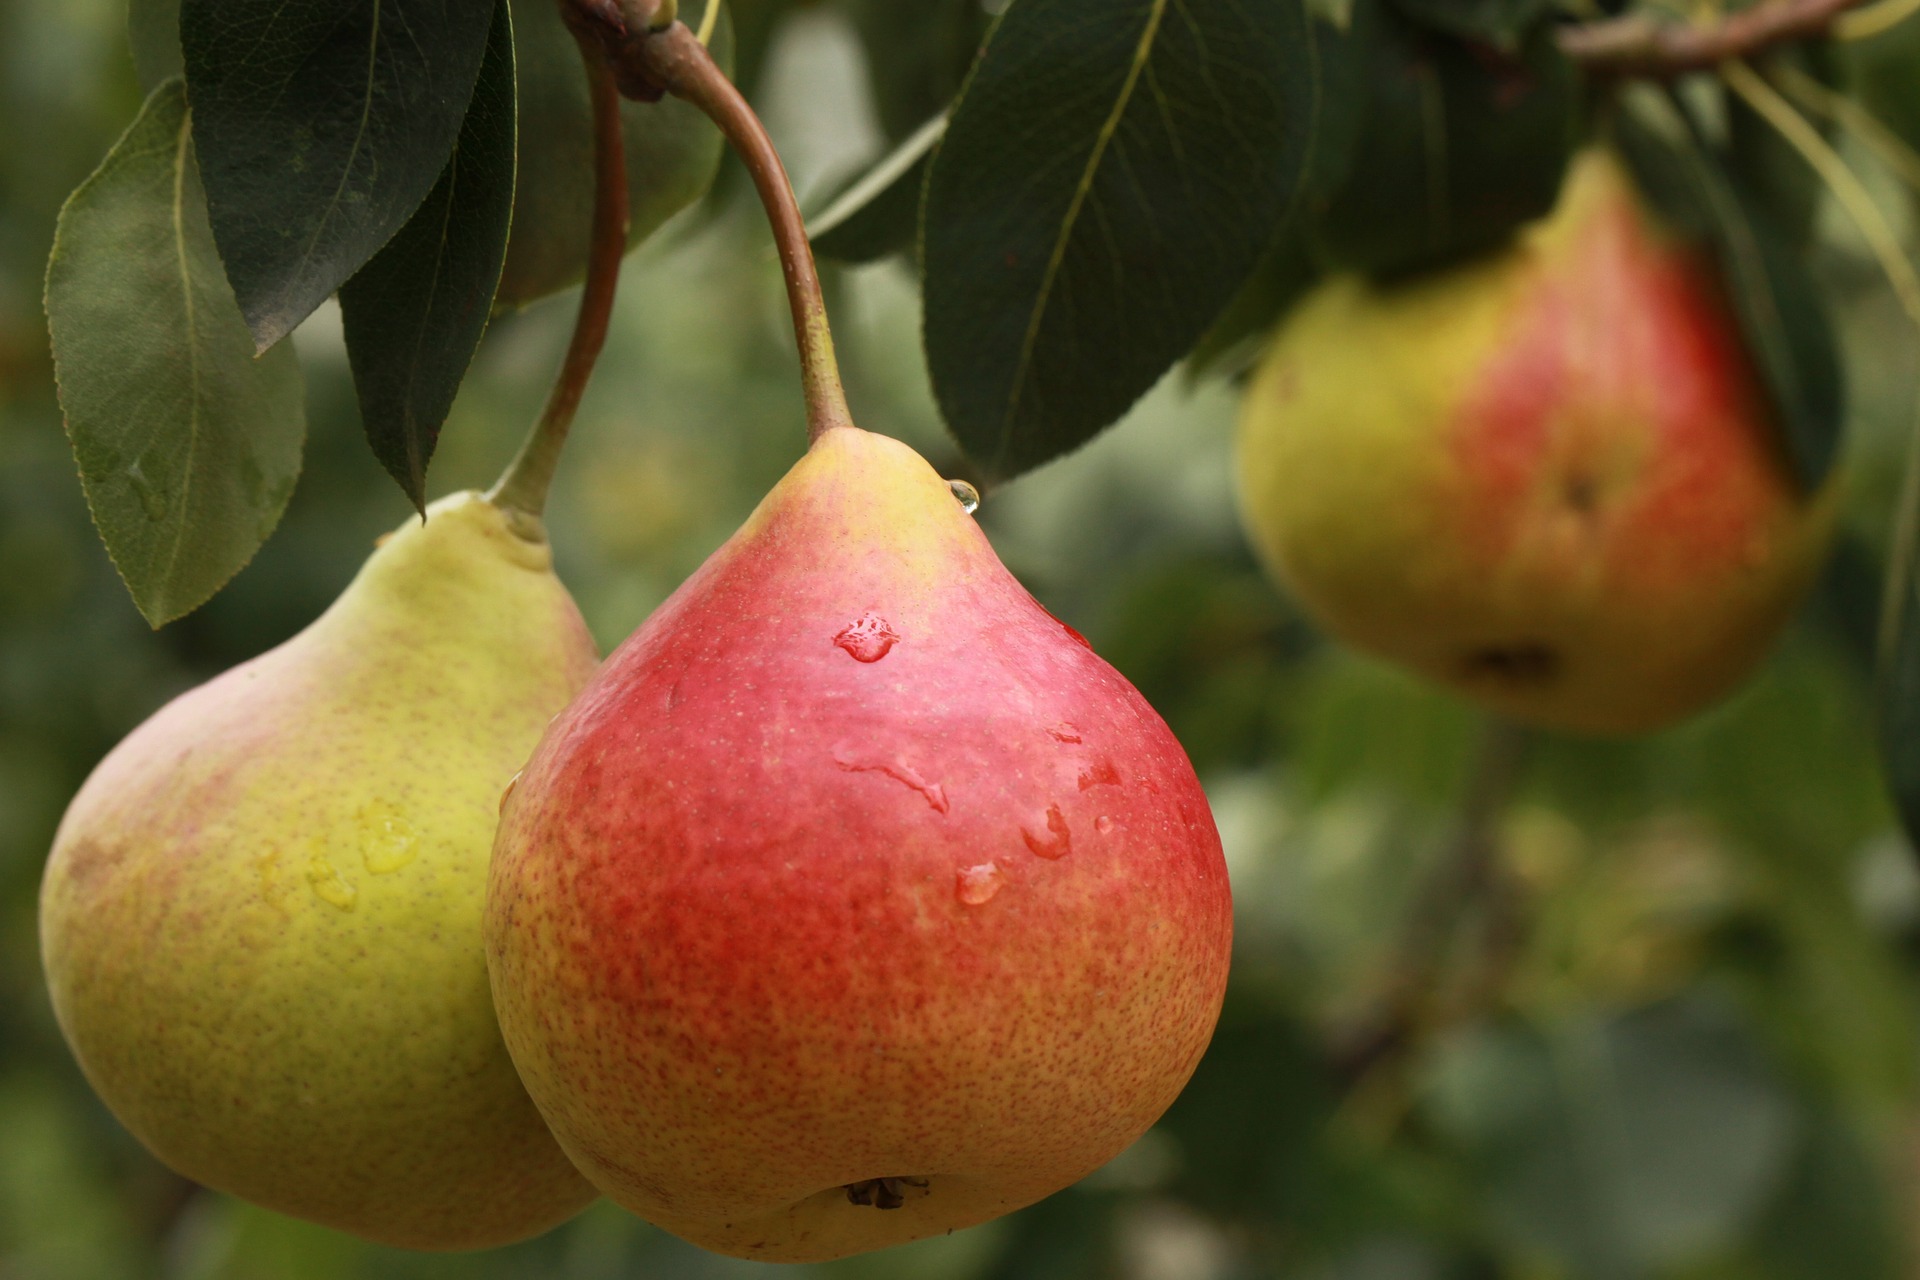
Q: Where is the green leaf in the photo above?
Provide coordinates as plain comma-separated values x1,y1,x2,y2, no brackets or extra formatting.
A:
923,0,1324,481
807,113,944,265
180,0,496,348
1426,999,1798,1276
1184,0,1378,381
494,0,729,309
1616,89,1844,492
339,0,516,509
838,0,988,144
44,78,306,627
1844,13,1920,159
1728,52,1834,247
127,0,182,91
1388,0,1552,51
1313,13,1577,278
1182,230,1321,382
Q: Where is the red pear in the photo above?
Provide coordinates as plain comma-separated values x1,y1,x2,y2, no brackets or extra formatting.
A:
486,424,1231,1262
1236,147,1839,734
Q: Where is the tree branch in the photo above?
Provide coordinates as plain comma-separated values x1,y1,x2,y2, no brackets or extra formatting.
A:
1330,718,1534,1083
1557,0,1867,78
561,5,853,444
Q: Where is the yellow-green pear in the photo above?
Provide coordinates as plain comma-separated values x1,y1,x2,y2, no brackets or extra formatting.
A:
39,492,600,1249
1236,147,1839,735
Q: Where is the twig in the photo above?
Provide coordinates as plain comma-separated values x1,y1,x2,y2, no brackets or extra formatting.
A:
1558,0,1867,78
489,35,631,517
1330,718,1534,1082
567,10,853,443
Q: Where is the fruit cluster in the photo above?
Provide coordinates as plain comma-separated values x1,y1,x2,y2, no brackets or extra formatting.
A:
37,143,1830,1264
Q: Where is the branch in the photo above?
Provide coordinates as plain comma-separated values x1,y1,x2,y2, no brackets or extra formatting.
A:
563,5,853,444
1557,0,1867,78
1330,718,1533,1083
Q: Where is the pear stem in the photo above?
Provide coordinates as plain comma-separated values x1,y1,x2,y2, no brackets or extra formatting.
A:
490,39,631,519
627,22,853,443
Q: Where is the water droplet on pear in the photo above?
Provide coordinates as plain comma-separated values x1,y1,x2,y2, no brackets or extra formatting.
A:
834,612,899,662
1021,805,1072,859
955,862,1005,905
947,479,980,514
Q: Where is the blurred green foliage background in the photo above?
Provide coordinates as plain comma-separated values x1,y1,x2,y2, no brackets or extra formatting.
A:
5,1,1920,1277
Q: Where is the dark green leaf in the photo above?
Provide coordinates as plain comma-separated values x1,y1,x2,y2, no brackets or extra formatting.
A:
807,114,943,265
1314,14,1577,278
924,0,1324,481
44,79,306,626
1183,230,1321,382
1616,89,1844,492
127,0,182,91
838,0,988,144
180,0,496,348
494,0,728,308
1843,12,1920,158
1388,0,1551,51
1728,52,1835,247
339,0,515,508
1185,0,1378,380
1426,999,1798,1276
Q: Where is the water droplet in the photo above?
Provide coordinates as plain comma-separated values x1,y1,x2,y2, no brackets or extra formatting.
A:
498,771,522,815
1095,815,1115,835
947,479,980,514
834,613,900,662
360,800,420,875
305,852,358,910
955,862,1005,905
1048,723,1083,744
1077,760,1121,790
1039,605,1094,650
833,747,949,813
254,851,292,914
1021,805,1072,859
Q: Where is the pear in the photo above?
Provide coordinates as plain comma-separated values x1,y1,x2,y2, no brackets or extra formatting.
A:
39,493,600,1249
486,425,1233,1263
1235,147,1840,735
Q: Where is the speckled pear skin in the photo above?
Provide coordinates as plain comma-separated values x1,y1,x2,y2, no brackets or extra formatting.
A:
39,493,600,1250
1236,148,1839,735
487,426,1232,1263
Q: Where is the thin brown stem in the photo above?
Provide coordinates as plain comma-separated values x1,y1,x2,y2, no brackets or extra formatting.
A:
1558,0,1867,78
1330,718,1534,1083
489,39,631,518
619,22,852,443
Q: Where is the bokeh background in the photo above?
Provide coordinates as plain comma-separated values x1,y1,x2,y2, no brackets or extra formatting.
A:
5,1,1920,1276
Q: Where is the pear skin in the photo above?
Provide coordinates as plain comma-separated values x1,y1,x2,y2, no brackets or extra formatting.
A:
1236,148,1839,735
40,493,600,1249
487,426,1232,1262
